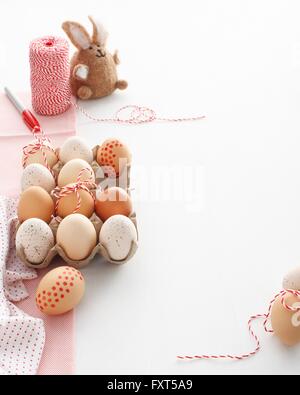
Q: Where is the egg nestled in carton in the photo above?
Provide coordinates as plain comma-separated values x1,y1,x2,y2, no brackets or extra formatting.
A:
21,164,56,193
52,137,132,190
59,136,93,164
22,138,58,169
16,136,138,269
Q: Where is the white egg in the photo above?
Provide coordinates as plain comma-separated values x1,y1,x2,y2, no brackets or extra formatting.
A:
283,267,300,290
23,139,58,168
99,215,138,261
16,219,55,264
21,163,56,193
56,214,97,261
58,159,95,187
59,137,93,164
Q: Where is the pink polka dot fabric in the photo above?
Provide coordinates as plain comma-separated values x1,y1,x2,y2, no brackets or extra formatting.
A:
0,92,76,375
0,196,45,375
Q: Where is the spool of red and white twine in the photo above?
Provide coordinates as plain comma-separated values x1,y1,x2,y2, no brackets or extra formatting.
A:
177,289,300,361
52,167,97,219
30,36,72,116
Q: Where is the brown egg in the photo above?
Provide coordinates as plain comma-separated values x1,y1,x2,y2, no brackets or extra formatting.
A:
271,293,300,346
56,184,95,218
18,186,54,224
36,266,85,316
96,139,132,178
95,187,133,222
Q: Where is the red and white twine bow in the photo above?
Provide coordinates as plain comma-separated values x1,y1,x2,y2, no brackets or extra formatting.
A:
22,131,58,175
53,167,97,217
177,289,300,361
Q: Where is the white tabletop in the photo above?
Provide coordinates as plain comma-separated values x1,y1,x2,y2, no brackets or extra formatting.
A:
2,0,300,375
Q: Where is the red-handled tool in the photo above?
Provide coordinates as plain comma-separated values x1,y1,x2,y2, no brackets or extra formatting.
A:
4,87,41,133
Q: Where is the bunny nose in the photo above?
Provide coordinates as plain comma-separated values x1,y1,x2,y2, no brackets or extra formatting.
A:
97,48,106,57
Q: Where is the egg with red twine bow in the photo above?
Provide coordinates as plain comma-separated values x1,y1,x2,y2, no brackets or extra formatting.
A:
55,183,95,219
271,291,300,346
36,266,85,316
58,159,95,188
23,139,58,169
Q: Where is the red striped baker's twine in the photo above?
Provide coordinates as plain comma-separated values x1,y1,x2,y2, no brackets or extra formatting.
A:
75,104,206,125
30,37,71,116
52,167,97,219
177,289,300,361
22,129,58,176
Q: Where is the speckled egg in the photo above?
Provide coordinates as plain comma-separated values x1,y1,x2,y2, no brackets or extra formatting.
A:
23,139,58,168
59,137,93,164
56,214,97,261
16,218,55,264
99,215,138,261
283,267,300,291
21,163,56,193
36,266,85,316
58,159,95,187
96,138,132,178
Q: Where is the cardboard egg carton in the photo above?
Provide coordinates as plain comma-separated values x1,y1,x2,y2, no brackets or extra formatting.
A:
17,213,138,270
17,144,138,269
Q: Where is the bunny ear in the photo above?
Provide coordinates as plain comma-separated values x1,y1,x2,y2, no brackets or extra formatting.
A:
62,21,91,50
88,16,108,46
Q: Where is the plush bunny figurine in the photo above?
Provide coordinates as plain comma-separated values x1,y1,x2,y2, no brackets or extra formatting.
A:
62,16,128,100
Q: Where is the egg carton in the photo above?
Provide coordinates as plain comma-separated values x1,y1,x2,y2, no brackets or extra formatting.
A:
52,146,131,190
17,143,138,269
16,213,138,270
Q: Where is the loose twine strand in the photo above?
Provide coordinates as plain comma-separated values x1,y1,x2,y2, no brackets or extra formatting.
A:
177,289,300,361
52,167,97,219
75,103,206,125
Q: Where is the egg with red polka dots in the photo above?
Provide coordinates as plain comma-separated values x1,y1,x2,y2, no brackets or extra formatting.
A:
36,266,85,316
96,138,132,178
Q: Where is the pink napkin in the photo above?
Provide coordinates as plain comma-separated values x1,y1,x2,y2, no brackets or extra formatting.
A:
0,196,45,375
0,92,76,375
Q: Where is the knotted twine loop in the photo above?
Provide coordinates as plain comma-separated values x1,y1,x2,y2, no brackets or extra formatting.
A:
177,289,300,361
52,167,97,219
22,129,59,176
75,103,206,125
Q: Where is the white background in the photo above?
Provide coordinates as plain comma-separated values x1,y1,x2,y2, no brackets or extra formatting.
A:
1,0,300,375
